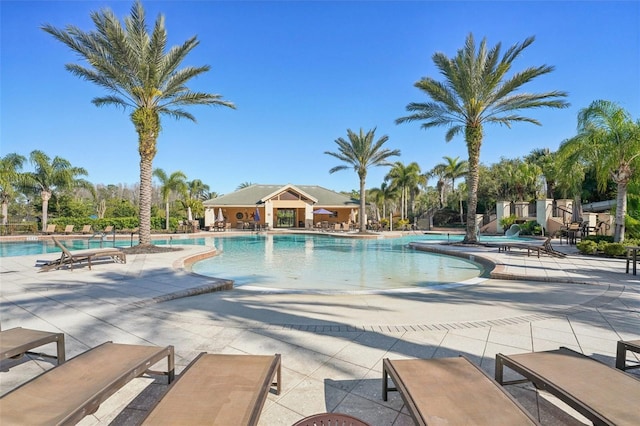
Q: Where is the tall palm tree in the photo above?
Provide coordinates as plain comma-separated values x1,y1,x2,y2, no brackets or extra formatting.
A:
23,150,92,231
396,33,569,243
431,156,468,219
0,153,27,225
236,182,254,190
368,181,399,222
385,162,422,221
187,179,210,201
153,168,187,230
43,1,235,246
557,100,640,242
325,128,400,232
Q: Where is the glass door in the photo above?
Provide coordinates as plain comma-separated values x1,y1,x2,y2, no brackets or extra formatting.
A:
276,209,295,227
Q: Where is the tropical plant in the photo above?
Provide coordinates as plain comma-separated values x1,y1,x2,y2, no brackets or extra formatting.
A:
153,168,188,230
325,128,400,232
431,156,468,220
187,179,211,201
368,181,399,221
385,162,423,221
21,150,92,231
557,100,640,242
43,0,235,246
236,182,254,190
396,33,569,243
0,153,26,225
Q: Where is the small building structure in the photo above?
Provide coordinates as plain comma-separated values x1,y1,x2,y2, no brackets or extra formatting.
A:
202,184,360,230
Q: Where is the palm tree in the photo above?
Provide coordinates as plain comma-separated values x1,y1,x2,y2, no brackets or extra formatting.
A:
0,153,27,226
153,168,187,231
43,1,235,246
187,179,210,201
325,128,400,232
236,182,254,190
431,156,468,220
368,181,399,222
396,33,569,243
557,100,640,242
385,162,422,221
23,150,92,231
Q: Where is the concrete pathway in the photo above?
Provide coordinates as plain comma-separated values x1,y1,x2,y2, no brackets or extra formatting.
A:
1,236,639,425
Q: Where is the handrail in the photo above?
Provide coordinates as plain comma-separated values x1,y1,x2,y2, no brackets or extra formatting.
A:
86,228,116,248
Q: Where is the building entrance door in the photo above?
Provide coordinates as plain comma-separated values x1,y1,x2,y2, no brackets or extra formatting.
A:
276,209,295,227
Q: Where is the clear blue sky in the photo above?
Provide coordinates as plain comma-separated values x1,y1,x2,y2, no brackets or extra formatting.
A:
2,1,639,196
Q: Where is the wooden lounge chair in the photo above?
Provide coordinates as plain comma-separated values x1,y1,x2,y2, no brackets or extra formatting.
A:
495,347,640,426
42,224,57,235
382,357,539,425
63,224,75,234
0,341,174,425
616,339,640,371
141,353,281,426
0,326,65,365
495,236,566,258
39,236,126,272
80,224,92,234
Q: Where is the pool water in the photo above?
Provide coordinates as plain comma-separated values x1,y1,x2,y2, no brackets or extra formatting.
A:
191,234,484,292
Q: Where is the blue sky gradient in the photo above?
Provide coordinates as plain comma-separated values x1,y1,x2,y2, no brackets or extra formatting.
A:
2,1,639,195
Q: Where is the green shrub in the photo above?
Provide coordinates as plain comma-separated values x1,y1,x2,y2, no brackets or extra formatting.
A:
603,243,627,257
519,220,542,236
583,235,614,243
499,214,518,229
576,240,597,254
626,215,640,239
597,241,609,252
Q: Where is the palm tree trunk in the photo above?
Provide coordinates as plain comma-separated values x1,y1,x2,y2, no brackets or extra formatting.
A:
614,181,628,242
139,156,153,245
165,202,170,231
463,125,482,243
41,190,51,231
1,200,8,226
359,178,367,232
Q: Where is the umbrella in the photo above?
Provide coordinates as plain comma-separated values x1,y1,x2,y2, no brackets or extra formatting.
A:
313,208,333,215
216,208,224,223
254,207,261,222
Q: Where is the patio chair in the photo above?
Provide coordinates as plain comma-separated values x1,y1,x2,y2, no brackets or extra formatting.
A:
616,339,640,371
0,341,175,425
42,224,56,234
0,326,65,365
293,412,370,426
39,236,126,272
495,235,566,258
141,353,281,426
63,224,75,234
495,347,640,426
80,224,92,234
382,357,539,425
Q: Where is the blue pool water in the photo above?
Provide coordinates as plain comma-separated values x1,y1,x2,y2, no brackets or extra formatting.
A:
191,234,486,292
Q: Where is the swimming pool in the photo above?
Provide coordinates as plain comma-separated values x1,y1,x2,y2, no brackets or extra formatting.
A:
190,234,485,292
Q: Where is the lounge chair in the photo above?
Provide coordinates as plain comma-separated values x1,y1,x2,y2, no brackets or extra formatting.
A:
140,353,281,426
39,236,126,272
42,224,56,235
0,326,65,365
63,224,74,234
382,357,539,425
616,339,640,371
293,413,370,426
0,342,174,425
495,235,566,258
495,347,640,426
80,224,92,234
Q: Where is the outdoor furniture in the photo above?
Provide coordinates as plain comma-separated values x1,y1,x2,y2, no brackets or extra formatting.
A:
495,347,640,426
495,236,566,258
616,339,640,371
140,353,281,426
0,326,65,365
42,224,56,234
81,224,92,234
63,224,75,234
0,341,175,425
39,236,126,272
382,357,539,425
626,246,640,275
292,412,370,426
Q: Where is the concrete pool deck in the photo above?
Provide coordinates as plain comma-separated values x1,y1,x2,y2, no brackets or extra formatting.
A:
1,235,639,425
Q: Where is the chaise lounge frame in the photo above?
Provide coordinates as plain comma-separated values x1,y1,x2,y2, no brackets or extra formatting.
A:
382,357,539,425
39,236,126,272
616,339,640,371
496,347,640,426
0,341,174,425
141,352,281,426
495,236,566,258
0,326,65,365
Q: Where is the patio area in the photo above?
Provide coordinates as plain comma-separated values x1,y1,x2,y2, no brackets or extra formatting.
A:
1,237,639,425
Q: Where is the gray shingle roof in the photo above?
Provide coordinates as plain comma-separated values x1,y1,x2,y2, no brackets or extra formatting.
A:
203,184,360,207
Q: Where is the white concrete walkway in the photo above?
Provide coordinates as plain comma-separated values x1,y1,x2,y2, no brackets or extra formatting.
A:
1,236,639,425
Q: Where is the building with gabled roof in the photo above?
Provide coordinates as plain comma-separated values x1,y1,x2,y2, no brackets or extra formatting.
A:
202,184,360,229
